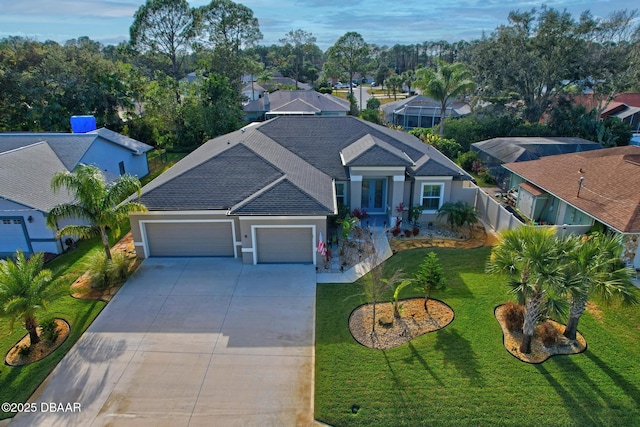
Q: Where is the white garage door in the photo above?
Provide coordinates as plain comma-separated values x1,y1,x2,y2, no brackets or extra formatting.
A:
256,227,313,264
0,218,30,254
145,222,234,257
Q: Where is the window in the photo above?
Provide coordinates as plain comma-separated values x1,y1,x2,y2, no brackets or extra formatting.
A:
336,182,348,207
13,219,22,224
119,161,126,175
421,183,443,212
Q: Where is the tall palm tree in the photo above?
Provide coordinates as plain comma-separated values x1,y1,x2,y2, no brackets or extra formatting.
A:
47,164,147,260
0,251,66,345
487,226,566,354
561,233,638,340
415,59,475,136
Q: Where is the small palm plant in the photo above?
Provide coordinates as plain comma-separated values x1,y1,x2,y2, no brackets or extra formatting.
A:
437,201,478,235
0,251,67,346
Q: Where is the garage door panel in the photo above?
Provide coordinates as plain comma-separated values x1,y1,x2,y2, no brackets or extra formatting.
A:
256,228,313,264
146,222,234,257
0,220,30,253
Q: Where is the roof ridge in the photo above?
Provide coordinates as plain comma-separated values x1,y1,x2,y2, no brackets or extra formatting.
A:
0,140,47,156
229,175,287,212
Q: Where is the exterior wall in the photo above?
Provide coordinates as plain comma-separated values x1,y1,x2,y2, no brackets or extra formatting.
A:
0,199,62,255
412,176,453,223
239,216,327,265
129,211,241,259
81,140,149,178
622,234,640,268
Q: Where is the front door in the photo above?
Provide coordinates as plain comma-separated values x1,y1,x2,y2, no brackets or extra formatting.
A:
361,178,386,213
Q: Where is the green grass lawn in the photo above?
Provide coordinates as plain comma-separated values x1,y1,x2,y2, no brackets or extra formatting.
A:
0,226,131,420
315,247,640,426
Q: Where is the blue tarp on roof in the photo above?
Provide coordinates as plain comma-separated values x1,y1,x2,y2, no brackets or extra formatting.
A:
70,116,97,133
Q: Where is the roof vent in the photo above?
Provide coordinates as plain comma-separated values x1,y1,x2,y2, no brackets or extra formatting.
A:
623,154,640,166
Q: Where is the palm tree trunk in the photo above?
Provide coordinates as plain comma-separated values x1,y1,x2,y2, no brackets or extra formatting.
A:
564,295,587,340
439,105,446,137
521,294,542,354
25,316,39,345
100,227,112,260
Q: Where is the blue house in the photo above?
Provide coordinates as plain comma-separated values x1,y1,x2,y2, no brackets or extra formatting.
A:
0,129,153,258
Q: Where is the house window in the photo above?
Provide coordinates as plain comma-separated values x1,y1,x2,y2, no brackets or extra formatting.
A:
336,182,348,207
421,183,443,212
119,161,126,175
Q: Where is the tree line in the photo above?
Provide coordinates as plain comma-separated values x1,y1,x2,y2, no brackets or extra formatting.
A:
0,1,638,152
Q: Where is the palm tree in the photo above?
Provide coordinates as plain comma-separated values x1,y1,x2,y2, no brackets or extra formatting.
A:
0,251,66,346
561,233,639,340
487,226,566,354
47,164,147,260
384,74,403,101
414,59,475,136
436,201,478,232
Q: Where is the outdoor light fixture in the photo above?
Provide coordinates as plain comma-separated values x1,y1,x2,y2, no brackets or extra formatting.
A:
27,216,34,223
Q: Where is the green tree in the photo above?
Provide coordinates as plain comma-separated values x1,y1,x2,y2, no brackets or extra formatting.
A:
384,73,403,100
413,252,446,312
195,0,262,83
408,128,462,160
401,69,416,94
436,201,478,232
487,226,566,354
46,164,147,260
324,32,371,97
279,29,319,87
0,251,66,346
130,0,196,83
561,233,639,340
415,59,475,136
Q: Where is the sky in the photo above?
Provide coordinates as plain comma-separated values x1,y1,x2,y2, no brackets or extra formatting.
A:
0,0,631,50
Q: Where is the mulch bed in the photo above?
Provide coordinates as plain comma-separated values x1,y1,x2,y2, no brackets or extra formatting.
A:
389,224,491,253
495,304,587,364
4,319,70,366
349,298,454,349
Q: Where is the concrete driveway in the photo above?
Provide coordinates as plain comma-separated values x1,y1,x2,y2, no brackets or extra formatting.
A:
11,258,317,427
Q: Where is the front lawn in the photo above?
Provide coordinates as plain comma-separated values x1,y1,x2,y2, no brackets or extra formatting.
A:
0,226,130,420
315,247,640,426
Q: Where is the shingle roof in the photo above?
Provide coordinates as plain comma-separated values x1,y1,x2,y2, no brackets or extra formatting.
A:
138,116,470,214
0,129,152,170
341,134,413,167
0,142,74,212
244,90,349,114
472,137,602,164
504,146,640,233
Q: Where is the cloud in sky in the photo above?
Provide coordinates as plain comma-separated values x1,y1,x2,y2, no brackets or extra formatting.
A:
0,0,630,49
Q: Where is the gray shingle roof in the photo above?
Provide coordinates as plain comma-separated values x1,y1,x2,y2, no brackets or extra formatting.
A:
0,142,74,212
341,134,413,167
137,116,470,214
471,137,602,164
244,90,349,114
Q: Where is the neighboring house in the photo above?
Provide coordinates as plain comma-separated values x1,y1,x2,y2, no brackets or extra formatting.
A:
471,137,602,190
242,82,267,103
0,129,153,257
601,93,640,133
243,90,350,122
129,116,475,265
381,95,471,130
503,146,640,268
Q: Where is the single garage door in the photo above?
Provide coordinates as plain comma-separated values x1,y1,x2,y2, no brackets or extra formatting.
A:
145,221,234,257
256,227,313,264
0,218,30,254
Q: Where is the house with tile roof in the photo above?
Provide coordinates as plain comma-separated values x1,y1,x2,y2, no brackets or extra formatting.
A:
243,90,349,121
0,129,153,257
129,116,476,264
503,145,640,268
472,136,602,190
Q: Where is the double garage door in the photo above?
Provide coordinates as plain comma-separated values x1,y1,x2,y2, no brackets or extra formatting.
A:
0,218,30,255
144,222,314,264
145,222,235,257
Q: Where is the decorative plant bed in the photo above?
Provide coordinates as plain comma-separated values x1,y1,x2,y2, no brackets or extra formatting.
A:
349,298,454,349
5,319,70,366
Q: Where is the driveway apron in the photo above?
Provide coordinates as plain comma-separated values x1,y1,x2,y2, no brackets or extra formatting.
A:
10,258,317,427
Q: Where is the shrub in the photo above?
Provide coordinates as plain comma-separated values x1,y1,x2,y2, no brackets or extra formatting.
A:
412,226,420,236
108,251,131,283
536,321,560,348
404,229,412,238
351,208,369,220
84,251,110,290
502,301,524,331
18,344,31,356
39,318,59,343
391,227,401,237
